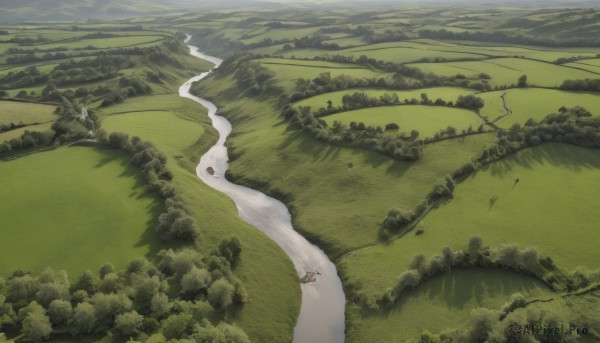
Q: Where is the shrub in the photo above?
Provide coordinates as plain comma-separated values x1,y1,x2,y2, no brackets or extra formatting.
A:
385,123,399,130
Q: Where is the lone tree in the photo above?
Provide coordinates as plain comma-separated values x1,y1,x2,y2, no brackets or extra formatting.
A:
456,95,484,111
518,74,528,87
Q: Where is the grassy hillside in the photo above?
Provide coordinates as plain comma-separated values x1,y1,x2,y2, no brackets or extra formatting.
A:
99,93,301,343
0,101,56,126
340,143,600,303
0,145,160,278
479,88,600,127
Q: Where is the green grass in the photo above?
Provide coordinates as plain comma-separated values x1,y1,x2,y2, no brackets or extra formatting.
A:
98,94,301,343
192,74,496,256
409,58,598,87
321,105,484,138
0,145,161,278
294,87,474,110
341,143,600,302
0,101,57,126
257,58,394,92
479,88,600,128
240,26,321,44
566,59,600,74
339,45,486,64
347,269,555,343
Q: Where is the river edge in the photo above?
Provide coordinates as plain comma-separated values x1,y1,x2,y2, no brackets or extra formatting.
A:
179,36,346,343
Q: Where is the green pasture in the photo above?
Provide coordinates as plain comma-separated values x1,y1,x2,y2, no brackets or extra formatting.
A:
98,94,301,342
321,105,484,138
193,73,496,256
347,269,554,343
257,58,393,92
240,26,321,44
479,88,600,128
341,143,600,302
0,145,161,278
294,86,474,110
409,58,597,87
0,101,56,125
340,46,486,63
566,59,600,74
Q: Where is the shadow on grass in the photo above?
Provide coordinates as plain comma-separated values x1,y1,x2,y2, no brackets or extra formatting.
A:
489,143,600,178
359,269,552,322
136,200,164,261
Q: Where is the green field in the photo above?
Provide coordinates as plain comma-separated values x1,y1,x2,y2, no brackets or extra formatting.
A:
294,87,474,109
347,269,555,343
566,59,600,74
409,58,598,87
0,101,57,125
321,105,484,138
0,145,160,278
338,44,488,63
193,74,496,255
257,58,394,91
479,88,600,127
341,143,600,302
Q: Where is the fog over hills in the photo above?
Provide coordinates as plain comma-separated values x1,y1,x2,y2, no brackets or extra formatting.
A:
1,0,599,22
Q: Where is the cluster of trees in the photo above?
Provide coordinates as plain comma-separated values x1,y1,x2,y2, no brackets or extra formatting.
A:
0,130,54,155
377,237,579,310
287,35,342,50
281,105,424,162
7,52,70,64
6,35,50,46
50,66,119,87
0,245,249,342
455,94,485,111
419,29,600,47
560,78,600,92
234,61,276,97
8,46,68,54
101,76,153,107
0,66,48,90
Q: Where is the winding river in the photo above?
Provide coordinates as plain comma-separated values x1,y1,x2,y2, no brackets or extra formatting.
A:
179,36,345,343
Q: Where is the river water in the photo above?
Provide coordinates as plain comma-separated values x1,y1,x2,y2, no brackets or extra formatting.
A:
178,36,345,343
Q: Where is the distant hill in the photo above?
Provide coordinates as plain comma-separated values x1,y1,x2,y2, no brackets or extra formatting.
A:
2,0,599,23
0,0,168,22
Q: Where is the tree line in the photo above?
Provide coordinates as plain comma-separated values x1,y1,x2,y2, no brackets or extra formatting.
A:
280,105,423,161
379,236,592,311
307,91,484,119
419,29,600,47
